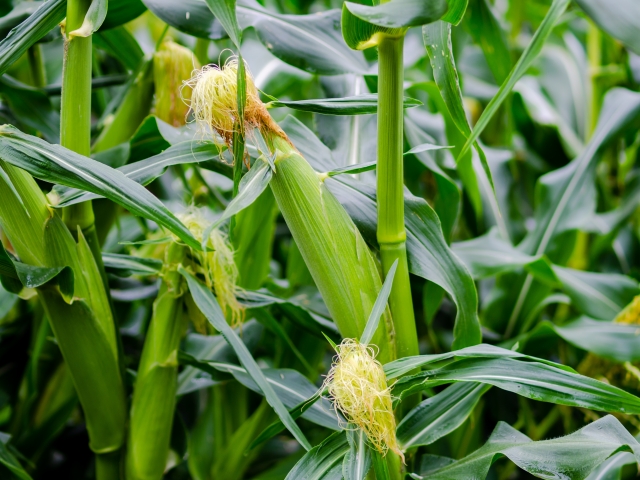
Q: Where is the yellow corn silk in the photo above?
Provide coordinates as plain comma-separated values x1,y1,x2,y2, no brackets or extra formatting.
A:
184,57,288,147
177,209,244,327
324,339,403,460
154,41,199,127
580,295,640,394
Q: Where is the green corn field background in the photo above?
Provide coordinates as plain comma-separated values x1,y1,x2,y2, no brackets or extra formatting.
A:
1,0,640,479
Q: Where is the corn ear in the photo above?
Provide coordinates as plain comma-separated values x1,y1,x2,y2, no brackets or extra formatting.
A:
0,162,127,453
269,145,396,362
153,41,197,127
126,243,188,480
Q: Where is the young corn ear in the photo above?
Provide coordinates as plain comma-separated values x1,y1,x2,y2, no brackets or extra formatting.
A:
0,162,126,454
126,243,188,480
324,339,402,459
186,61,396,362
154,41,198,127
177,209,244,327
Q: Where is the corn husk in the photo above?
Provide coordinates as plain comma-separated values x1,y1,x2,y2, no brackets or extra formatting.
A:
0,162,126,453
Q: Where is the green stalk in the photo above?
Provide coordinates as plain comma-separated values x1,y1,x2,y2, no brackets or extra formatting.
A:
377,34,417,479
376,35,418,361
126,243,188,480
0,163,126,479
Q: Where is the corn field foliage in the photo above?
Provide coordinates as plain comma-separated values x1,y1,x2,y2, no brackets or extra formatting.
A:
2,0,640,479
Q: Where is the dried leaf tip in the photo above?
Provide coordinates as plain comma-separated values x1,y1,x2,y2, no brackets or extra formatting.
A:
323,339,403,461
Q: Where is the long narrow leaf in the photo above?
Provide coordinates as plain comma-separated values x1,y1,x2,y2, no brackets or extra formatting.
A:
178,267,312,450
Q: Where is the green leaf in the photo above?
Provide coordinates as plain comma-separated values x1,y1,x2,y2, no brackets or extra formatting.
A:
101,0,147,30
178,267,312,450
397,383,490,449
250,392,323,450
575,0,640,56
360,259,397,345
344,0,447,29
238,289,339,337
141,0,228,39
69,0,107,37
285,431,348,480
0,434,32,480
453,228,640,320
177,320,263,395
239,0,369,75
267,94,422,115
584,452,637,480
404,114,460,239
384,343,571,380
414,416,640,480
422,21,496,216
467,0,511,84
94,26,144,72
101,253,162,277
0,0,65,76
51,141,227,208
404,143,453,155
341,5,404,51
0,2,44,40
342,429,371,480
441,0,468,25
205,0,242,47
209,158,272,232
516,317,640,364
326,161,377,177
456,0,571,160
393,356,640,414
0,126,201,250
0,75,59,143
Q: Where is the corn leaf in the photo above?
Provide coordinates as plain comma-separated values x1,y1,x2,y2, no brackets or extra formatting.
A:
575,0,640,56
392,356,640,414
344,0,447,29
384,343,572,380
267,94,421,115
210,157,272,231
441,0,468,25
327,161,377,177
457,0,571,160
413,416,640,480
179,267,312,450
285,431,348,480
101,253,162,277
51,141,225,207
0,126,200,250
584,452,637,480
0,0,65,76
205,0,242,47
514,317,640,364
69,0,107,38
341,5,404,51
454,228,640,320
423,21,496,212
342,429,371,480
101,0,147,30
398,383,490,449
0,434,32,480
141,0,228,39
360,259,397,345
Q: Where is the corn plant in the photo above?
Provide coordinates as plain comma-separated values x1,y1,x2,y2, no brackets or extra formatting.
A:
2,0,640,479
